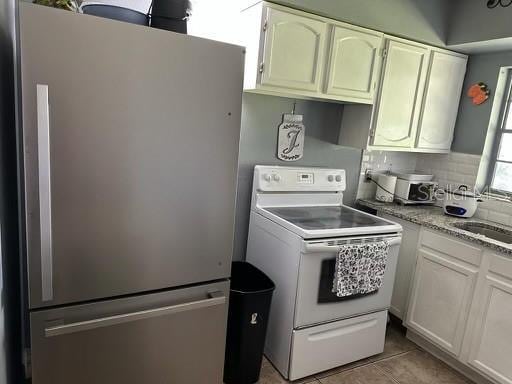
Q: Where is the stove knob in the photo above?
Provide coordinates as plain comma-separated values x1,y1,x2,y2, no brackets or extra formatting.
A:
335,175,342,182
263,173,271,182
273,174,281,182
327,175,334,182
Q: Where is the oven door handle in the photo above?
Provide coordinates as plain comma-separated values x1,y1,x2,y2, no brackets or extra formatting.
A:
304,237,402,253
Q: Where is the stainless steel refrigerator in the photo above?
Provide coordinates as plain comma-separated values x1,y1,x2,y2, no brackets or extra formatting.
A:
19,4,244,383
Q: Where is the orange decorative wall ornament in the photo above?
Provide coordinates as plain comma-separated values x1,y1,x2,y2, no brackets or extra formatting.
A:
468,82,490,105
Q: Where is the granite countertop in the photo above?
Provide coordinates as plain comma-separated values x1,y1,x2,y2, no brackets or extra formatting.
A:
357,199,512,256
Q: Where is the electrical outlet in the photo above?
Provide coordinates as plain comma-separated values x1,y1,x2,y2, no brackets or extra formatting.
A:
364,168,373,182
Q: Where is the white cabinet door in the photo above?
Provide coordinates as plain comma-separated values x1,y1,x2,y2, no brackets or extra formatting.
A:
417,51,468,151
325,25,383,103
406,248,477,356
468,255,512,384
260,7,327,92
380,214,420,320
371,39,429,148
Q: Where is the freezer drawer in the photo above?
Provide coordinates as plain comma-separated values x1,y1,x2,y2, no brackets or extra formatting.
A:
289,310,387,380
30,281,229,384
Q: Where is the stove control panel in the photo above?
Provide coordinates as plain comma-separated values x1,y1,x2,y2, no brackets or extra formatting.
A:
255,166,346,192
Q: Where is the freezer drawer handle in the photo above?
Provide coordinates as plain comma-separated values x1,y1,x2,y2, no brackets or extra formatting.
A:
44,291,226,338
37,84,53,302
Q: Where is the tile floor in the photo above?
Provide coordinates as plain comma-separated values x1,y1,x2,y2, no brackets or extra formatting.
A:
258,323,472,384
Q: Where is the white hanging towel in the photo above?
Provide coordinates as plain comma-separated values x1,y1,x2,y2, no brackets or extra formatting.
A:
333,241,389,297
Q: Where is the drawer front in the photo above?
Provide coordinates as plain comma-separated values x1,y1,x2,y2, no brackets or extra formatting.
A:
489,253,512,281
421,229,482,266
30,282,229,384
289,311,387,380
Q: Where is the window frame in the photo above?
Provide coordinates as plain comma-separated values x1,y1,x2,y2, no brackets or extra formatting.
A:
488,70,512,196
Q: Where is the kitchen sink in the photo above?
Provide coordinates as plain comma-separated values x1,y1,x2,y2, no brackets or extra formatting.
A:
451,222,512,244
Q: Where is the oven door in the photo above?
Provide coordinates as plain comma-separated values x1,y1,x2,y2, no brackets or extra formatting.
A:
295,235,401,328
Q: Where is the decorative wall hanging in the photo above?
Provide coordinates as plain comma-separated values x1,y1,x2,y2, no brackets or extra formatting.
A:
487,0,512,8
468,82,490,105
277,103,305,162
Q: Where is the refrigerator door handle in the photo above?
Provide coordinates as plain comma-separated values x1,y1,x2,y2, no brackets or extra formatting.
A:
37,84,53,302
44,291,226,337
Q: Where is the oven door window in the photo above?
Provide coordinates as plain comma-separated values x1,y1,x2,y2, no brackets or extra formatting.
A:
318,258,379,303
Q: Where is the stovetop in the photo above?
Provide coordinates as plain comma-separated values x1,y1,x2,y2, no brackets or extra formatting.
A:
265,205,393,231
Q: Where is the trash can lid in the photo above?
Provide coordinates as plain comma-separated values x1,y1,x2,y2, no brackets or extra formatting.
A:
230,261,275,294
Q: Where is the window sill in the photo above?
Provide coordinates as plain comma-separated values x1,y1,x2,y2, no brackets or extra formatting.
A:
481,191,512,202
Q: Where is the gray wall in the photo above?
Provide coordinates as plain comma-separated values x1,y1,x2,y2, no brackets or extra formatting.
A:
452,51,512,155
271,0,450,46
233,93,362,261
448,0,512,46
0,0,22,382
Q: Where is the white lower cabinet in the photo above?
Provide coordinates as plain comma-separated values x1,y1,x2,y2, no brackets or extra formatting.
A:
406,248,478,356
400,227,512,384
467,253,512,384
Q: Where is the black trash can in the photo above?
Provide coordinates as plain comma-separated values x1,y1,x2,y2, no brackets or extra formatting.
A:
224,262,275,384
150,0,191,34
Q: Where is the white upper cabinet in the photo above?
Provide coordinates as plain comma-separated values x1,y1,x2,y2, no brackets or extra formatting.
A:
325,25,383,103
238,2,384,103
371,39,429,149
362,37,468,153
416,51,468,151
194,1,467,145
260,7,327,92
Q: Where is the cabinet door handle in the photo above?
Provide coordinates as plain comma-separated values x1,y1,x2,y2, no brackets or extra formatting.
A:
37,84,53,302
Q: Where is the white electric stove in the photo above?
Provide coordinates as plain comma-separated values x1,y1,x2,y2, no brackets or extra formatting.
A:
246,166,402,380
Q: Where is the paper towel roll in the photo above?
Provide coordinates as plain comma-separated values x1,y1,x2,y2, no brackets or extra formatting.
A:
375,174,397,202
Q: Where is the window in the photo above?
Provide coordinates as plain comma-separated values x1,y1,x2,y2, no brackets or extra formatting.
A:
490,72,512,194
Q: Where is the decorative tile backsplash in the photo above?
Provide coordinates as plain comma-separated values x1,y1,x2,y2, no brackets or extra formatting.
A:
415,152,481,191
356,150,512,227
357,150,419,199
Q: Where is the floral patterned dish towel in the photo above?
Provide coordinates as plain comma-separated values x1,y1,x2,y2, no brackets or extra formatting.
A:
333,241,389,297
